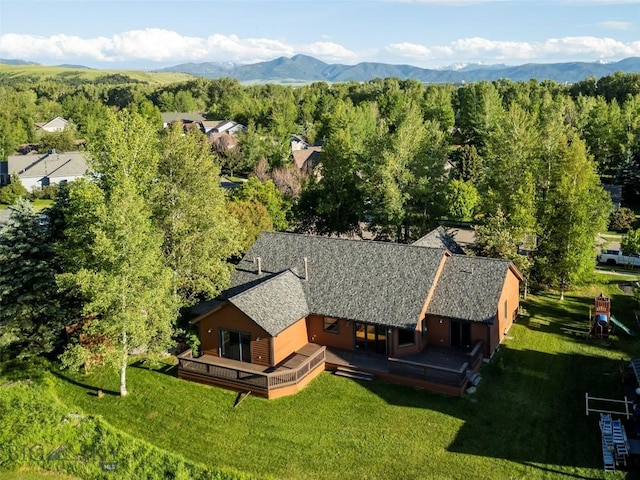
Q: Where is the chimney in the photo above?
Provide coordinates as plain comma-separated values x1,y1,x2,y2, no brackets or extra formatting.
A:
256,256,262,275
303,257,308,281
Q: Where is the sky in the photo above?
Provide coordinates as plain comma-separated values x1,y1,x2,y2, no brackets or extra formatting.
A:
0,0,639,70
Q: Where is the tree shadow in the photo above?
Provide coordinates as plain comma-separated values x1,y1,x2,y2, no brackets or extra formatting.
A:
49,369,119,396
129,359,177,377
350,345,633,472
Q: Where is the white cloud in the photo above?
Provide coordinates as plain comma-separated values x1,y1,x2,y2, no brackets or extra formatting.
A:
597,21,633,30
380,36,640,65
1,28,639,68
299,42,357,62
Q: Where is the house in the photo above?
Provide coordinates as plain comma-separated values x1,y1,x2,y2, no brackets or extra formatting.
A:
161,112,207,129
413,226,465,254
178,231,522,398
292,146,323,175
1,151,89,190
211,120,245,135
290,134,310,151
35,116,69,133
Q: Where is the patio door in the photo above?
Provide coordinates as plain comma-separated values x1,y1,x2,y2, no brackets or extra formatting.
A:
219,329,251,362
354,322,387,355
451,321,471,349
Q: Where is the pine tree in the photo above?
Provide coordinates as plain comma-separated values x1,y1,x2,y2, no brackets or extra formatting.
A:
0,199,65,358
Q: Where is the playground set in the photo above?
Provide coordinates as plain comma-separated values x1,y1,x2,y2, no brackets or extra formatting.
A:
585,294,640,472
588,294,635,339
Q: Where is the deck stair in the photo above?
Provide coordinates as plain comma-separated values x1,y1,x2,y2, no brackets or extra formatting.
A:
334,366,375,381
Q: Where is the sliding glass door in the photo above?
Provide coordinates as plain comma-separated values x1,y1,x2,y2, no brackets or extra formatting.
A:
354,322,387,355
219,329,251,362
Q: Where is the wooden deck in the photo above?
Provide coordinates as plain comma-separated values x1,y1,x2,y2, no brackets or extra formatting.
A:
326,342,483,397
177,343,326,399
179,342,483,398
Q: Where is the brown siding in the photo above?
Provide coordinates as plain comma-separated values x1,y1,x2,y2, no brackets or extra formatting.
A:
272,318,309,365
470,322,490,357
490,267,521,356
391,328,422,357
251,337,271,366
306,314,355,350
425,315,450,347
197,303,270,359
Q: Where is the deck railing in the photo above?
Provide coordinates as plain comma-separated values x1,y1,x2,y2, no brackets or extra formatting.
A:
388,357,468,386
466,341,484,371
178,346,326,393
388,341,483,386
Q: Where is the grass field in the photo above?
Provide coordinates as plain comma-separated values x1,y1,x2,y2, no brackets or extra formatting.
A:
40,277,640,479
0,64,194,85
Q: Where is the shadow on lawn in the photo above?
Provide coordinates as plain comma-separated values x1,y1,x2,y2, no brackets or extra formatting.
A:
49,369,119,396
129,360,177,376
358,346,628,471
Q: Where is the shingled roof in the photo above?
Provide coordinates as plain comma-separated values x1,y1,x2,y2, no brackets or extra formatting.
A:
7,151,88,181
413,226,465,254
228,270,309,336
427,255,513,324
216,232,517,336
225,232,447,333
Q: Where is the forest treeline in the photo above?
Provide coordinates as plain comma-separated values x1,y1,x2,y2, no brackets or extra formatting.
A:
1,73,639,390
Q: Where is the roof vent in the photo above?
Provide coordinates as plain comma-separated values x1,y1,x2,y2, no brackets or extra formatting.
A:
256,256,262,275
303,257,308,281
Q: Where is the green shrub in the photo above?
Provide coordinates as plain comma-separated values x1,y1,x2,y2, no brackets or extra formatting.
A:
609,206,636,232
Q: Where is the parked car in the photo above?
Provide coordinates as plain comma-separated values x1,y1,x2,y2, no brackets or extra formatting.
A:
597,249,640,267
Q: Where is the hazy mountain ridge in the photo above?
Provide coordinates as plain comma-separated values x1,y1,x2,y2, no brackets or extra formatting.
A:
157,54,640,83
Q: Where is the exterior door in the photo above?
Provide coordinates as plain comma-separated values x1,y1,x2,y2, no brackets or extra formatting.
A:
219,329,251,362
451,321,471,349
354,322,387,355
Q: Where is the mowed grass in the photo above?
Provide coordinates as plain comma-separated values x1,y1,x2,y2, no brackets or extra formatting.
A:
50,278,640,479
0,64,194,85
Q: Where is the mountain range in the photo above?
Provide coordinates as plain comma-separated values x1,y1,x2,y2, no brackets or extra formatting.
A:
156,54,640,84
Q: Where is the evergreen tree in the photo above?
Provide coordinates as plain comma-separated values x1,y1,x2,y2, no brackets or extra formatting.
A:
0,199,65,358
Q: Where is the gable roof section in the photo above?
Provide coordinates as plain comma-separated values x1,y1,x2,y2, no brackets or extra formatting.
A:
427,255,511,324
7,151,88,180
228,270,309,336
413,226,465,254
227,232,447,330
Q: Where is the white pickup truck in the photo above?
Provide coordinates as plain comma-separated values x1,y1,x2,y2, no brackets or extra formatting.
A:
597,249,640,267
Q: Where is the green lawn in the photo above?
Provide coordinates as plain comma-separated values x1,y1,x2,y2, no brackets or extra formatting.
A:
46,278,640,479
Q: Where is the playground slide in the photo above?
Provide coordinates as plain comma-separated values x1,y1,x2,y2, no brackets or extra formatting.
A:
610,315,636,337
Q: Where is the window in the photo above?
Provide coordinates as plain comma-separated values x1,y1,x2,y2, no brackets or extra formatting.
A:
323,317,340,334
398,328,415,347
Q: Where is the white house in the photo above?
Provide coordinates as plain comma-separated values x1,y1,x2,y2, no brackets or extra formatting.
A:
2,151,89,190
35,116,69,133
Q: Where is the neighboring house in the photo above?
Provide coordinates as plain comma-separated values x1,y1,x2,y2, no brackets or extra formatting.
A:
290,134,310,151
2,151,89,190
35,116,69,133
413,226,465,254
178,231,522,399
292,146,323,175
161,112,207,129
211,120,245,135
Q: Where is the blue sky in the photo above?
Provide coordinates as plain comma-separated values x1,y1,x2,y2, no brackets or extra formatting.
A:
0,0,639,69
